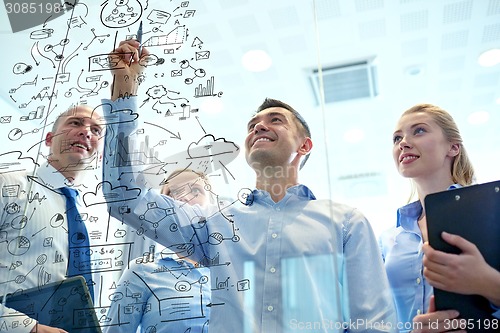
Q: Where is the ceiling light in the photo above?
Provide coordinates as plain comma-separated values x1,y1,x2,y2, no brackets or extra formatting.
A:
477,49,500,67
467,111,490,125
241,50,272,72
405,65,423,76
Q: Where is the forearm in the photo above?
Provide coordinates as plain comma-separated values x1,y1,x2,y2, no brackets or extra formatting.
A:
0,304,37,333
110,73,139,101
101,96,143,198
101,97,207,260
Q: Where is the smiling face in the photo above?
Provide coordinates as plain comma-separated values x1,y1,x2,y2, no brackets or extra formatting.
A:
45,105,104,175
392,112,459,182
244,107,311,172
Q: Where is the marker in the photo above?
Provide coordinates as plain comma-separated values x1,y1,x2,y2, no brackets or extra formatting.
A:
137,21,143,57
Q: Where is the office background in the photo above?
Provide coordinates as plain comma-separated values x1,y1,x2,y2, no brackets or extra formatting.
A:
0,0,499,236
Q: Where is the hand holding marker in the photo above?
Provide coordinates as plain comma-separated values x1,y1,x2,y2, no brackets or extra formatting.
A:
137,21,143,57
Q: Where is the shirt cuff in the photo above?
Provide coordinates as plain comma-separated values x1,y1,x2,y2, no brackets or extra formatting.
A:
491,303,500,319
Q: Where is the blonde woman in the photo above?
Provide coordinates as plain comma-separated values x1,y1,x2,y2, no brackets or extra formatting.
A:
380,103,500,333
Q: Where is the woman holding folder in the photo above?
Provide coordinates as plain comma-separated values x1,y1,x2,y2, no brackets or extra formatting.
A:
379,103,500,332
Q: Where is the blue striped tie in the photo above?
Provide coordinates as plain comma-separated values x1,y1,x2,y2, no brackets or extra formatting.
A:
61,187,95,303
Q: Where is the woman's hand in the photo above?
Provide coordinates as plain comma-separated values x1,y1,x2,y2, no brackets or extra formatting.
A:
423,232,500,305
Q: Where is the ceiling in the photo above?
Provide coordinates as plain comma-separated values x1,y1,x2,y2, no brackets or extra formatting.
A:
0,0,499,235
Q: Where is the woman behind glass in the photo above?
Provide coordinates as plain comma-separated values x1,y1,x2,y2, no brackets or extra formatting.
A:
103,169,213,333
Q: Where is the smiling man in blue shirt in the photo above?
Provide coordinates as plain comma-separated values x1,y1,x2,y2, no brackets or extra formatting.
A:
101,39,397,333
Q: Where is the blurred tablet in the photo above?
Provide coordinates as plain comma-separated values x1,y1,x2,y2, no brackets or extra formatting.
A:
425,180,500,330
3,276,102,333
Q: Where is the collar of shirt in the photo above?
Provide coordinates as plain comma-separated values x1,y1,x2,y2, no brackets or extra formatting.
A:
37,163,85,203
249,184,316,204
36,162,72,189
397,183,462,231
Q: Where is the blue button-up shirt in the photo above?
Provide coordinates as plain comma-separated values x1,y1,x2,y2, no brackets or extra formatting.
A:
376,185,498,332
379,200,430,332
104,255,211,333
101,96,397,332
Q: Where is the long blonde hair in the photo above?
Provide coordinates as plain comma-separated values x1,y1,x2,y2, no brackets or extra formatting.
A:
401,104,475,201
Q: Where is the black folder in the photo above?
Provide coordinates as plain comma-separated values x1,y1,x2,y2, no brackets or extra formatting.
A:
3,276,102,333
425,180,500,331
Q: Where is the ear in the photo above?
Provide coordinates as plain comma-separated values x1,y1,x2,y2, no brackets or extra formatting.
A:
297,137,313,156
448,143,460,157
45,132,54,147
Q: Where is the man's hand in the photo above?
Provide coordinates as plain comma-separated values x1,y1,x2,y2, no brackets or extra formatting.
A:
109,39,150,101
411,296,464,333
423,232,500,306
30,323,68,333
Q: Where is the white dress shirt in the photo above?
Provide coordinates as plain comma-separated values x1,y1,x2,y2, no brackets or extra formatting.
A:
0,163,80,332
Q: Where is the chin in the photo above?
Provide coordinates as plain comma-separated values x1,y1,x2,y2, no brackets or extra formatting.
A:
248,153,276,168
399,169,418,179
246,151,263,166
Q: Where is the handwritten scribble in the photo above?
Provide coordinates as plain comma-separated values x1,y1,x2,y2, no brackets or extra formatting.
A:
0,1,235,332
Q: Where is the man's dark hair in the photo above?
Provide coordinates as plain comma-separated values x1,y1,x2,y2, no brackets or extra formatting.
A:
255,98,311,169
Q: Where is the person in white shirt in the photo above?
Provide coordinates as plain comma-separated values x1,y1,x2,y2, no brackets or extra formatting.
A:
0,105,104,333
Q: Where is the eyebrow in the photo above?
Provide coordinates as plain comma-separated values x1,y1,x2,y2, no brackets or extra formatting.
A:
65,116,104,129
393,122,429,135
247,111,288,128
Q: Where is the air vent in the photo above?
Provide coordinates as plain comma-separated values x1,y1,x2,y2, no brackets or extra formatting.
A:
309,59,378,105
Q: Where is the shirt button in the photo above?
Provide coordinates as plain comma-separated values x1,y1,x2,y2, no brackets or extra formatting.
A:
417,309,421,315
275,207,280,211
416,278,421,284
270,267,276,273
267,305,274,312
271,233,278,239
